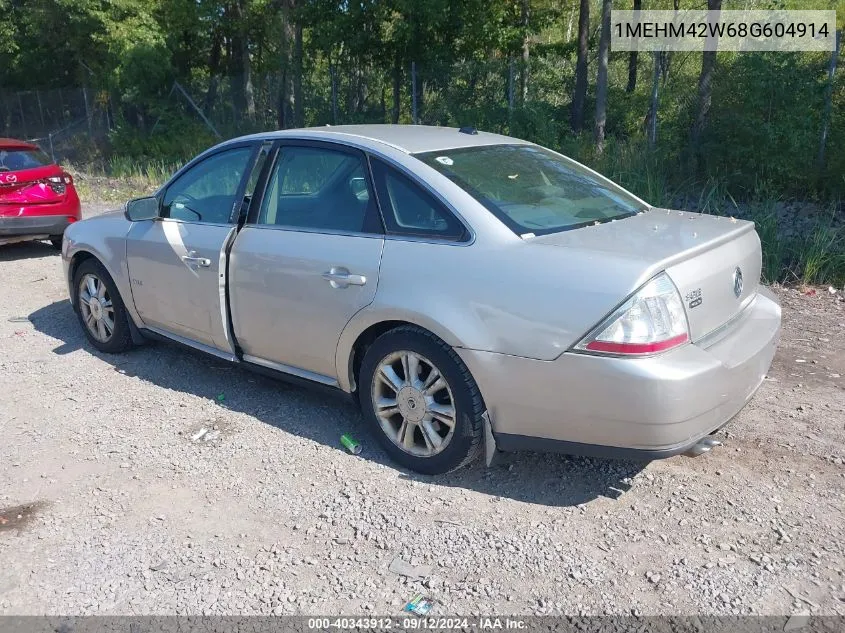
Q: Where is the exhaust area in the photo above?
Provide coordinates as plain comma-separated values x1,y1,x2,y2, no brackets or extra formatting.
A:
684,437,723,457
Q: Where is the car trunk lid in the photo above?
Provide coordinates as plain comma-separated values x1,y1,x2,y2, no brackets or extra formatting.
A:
529,209,762,342
0,164,66,210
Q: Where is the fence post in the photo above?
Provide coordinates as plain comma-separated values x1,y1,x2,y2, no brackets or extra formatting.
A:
173,81,222,138
48,133,55,163
36,90,45,132
82,86,92,136
17,93,27,139
411,62,418,124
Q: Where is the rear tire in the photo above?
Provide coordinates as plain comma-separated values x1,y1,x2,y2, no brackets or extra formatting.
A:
359,325,485,475
49,236,63,250
72,258,134,354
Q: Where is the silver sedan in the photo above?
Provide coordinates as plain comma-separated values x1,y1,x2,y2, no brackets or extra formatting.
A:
62,125,781,474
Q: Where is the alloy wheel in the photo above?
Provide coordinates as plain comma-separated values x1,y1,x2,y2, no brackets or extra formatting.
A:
78,273,115,343
371,350,457,457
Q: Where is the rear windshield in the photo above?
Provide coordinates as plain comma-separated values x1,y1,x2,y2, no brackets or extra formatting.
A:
416,144,646,236
0,148,52,172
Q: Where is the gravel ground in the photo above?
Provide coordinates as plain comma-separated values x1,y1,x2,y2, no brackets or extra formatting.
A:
0,202,844,617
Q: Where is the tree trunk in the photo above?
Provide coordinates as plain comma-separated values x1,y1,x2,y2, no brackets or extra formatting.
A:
391,55,401,124
571,0,589,132
646,52,661,148
277,0,295,129
625,0,641,92
817,30,841,170
243,43,255,118
594,0,612,153
203,29,223,117
229,1,254,119
691,0,722,147
293,13,303,127
519,0,530,103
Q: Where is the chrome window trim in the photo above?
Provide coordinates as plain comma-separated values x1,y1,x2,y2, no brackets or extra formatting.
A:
238,223,384,240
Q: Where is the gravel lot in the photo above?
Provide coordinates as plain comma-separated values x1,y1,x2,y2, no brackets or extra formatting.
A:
1,201,844,617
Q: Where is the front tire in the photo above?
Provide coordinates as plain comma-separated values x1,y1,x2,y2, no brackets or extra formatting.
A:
72,259,134,353
359,325,485,475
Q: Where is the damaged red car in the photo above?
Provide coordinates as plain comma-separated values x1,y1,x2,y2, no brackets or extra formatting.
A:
0,138,81,249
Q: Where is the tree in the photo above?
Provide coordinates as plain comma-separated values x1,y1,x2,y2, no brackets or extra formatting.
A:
594,0,612,152
817,30,841,170
228,0,256,120
519,0,530,103
625,0,642,93
570,0,589,132
691,0,722,148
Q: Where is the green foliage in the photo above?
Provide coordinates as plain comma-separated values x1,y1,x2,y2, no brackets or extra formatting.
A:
108,116,215,164
2,0,844,285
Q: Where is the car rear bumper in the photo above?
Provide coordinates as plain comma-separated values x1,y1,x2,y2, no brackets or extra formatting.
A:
456,286,781,459
0,214,76,237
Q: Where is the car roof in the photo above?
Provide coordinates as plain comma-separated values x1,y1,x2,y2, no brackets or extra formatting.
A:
240,124,530,154
0,137,39,151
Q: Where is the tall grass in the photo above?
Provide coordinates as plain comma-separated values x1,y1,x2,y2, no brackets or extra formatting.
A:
106,156,183,186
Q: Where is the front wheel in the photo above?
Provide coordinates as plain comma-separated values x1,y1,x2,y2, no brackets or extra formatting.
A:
72,258,134,353
359,326,485,475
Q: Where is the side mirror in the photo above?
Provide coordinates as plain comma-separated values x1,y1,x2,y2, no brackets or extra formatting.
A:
125,196,160,222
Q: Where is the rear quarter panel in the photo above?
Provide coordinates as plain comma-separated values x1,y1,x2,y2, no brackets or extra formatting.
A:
335,236,655,391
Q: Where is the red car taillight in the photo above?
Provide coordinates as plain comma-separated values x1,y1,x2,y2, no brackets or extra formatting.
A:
573,272,690,357
46,173,72,195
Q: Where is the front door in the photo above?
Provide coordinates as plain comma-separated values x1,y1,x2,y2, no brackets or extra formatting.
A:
229,142,385,381
126,145,257,352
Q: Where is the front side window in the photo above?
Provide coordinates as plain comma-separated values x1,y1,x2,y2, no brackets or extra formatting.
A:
162,147,253,223
416,144,646,236
257,145,379,234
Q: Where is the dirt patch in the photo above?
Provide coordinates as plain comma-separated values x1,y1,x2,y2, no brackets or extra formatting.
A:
0,502,48,533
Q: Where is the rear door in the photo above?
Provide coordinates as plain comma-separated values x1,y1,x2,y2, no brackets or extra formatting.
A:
125,143,261,353
229,141,384,382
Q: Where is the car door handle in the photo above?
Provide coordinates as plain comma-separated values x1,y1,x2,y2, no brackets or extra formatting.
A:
322,267,367,288
181,251,211,268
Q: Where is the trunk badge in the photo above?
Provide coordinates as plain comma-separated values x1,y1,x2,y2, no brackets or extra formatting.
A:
733,267,744,298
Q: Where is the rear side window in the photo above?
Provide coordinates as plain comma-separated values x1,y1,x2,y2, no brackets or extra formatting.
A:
369,158,465,241
0,148,52,172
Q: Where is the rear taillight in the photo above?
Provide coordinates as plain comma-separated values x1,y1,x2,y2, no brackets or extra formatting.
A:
574,272,689,356
46,173,72,194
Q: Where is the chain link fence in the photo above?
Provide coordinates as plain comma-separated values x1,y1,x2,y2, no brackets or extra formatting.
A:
0,55,575,165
